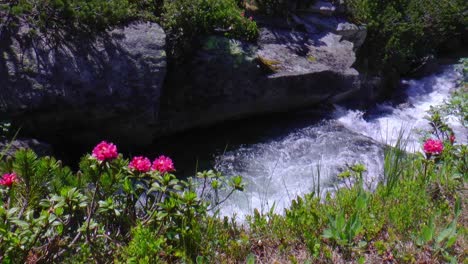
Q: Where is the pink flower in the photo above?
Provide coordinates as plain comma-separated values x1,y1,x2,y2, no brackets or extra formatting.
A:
129,156,152,173
249,16,253,21
92,141,118,161
423,139,444,155
449,134,455,144
0,173,18,188
152,155,175,174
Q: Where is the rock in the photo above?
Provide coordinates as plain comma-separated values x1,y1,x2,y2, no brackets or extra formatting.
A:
0,22,166,149
157,24,362,135
0,139,53,157
293,14,367,49
304,0,337,16
155,3,370,137
257,27,357,74
331,0,347,14
336,22,367,49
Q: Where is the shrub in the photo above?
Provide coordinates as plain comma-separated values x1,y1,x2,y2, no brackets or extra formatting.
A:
161,0,258,60
1,0,138,31
344,0,467,74
0,143,243,263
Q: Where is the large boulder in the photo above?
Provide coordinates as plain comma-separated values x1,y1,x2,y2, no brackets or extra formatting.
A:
0,22,166,150
157,15,366,135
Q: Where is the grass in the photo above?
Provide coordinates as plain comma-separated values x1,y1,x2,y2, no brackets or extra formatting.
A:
186,138,467,263
1,134,465,263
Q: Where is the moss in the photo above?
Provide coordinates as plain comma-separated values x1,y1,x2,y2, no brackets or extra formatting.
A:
256,55,281,73
307,55,317,63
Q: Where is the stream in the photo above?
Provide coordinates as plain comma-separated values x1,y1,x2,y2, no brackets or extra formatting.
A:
215,64,465,220
152,64,465,220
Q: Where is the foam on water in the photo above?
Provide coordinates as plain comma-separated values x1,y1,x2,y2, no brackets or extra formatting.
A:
214,122,384,220
213,65,465,220
336,66,465,151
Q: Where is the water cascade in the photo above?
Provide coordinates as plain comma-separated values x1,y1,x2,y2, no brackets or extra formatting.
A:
213,65,465,220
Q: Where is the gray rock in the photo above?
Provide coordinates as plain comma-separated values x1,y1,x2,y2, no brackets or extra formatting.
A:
0,139,53,157
303,0,337,16
157,26,362,135
293,14,367,49
256,27,357,75
0,22,166,148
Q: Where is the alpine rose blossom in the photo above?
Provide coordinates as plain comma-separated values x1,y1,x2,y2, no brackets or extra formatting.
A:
152,156,175,174
423,139,444,155
92,141,118,161
0,173,17,187
129,156,152,173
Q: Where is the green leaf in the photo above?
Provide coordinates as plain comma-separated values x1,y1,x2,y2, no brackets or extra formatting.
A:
421,226,434,243
436,225,454,244
55,207,64,216
322,229,334,239
454,198,461,217
196,256,204,264
246,253,255,264
445,236,457,248
10,219,29,229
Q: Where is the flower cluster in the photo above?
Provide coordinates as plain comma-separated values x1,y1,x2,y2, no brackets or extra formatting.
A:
91,141,176,174
128,155,175,174
129,156,152,173
152,155,175,174
92,141,118,161
423,138,444,155
0,173,18,187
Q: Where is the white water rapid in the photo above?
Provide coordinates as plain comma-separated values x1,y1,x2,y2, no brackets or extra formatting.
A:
213,65,465,221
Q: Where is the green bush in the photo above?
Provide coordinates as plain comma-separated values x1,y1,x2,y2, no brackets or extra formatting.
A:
1,0,138,31
254,0,289,15
344,0,467,73
161,0,258,60
252,0,316,16
0,144,243,263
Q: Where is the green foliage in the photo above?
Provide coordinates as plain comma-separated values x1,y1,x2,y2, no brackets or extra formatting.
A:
1,0,139,32
0,88,466,262
252,0,316,16
0,148,243,263
344,0,467,73
415,199,462,262
161,0,258,60
1,0,259,64
120,224,165,263
254,0,290,15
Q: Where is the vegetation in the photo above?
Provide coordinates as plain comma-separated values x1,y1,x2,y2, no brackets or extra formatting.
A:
343,0,467,74
2,0,464,70
0,0,136,31
0,0,257,60
161,0,258,60
1,64,466,262
0,143,244,262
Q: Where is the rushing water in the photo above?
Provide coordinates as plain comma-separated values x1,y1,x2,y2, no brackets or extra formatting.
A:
212,64,465,220
336,66,465,151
